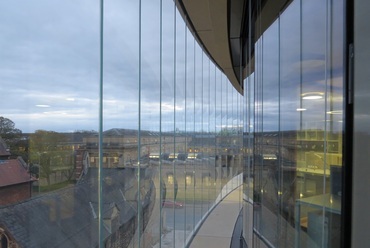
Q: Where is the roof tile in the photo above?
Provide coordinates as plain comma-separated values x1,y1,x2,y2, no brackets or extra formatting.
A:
0,159,33,187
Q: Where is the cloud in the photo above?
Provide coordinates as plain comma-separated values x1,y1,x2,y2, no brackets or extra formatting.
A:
0,0,243,134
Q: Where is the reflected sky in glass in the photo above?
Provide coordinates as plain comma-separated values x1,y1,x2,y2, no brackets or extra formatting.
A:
0,0,239,133
0,0,345,134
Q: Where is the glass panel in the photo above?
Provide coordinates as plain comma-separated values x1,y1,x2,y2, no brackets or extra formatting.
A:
296,0,344,247
103,0,141,246
220,75,229,192
201,57,211,216
0,1,245,247
253,35,264,235
183,32,195,241
172,6,187,246
209,64,217,208
215,69,223,198
141,0,161,247
0,1,101,247
250,0,344,247
260,20,279,246
160,0,176,246
279,0,301,246
192,41,203,230
243,72,255,246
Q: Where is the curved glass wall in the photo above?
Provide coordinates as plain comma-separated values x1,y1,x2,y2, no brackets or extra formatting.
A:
244,0,344,247
0,1,243,247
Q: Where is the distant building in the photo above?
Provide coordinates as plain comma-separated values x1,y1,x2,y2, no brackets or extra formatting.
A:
84,128,187,168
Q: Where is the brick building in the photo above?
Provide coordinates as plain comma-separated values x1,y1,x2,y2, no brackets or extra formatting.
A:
0,158,35,206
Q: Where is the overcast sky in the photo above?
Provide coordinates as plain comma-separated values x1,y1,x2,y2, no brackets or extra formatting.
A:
0,0,232,133
0,0,348,134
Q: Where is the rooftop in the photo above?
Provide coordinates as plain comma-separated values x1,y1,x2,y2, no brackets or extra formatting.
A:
0,167,155,248
0,158,34,187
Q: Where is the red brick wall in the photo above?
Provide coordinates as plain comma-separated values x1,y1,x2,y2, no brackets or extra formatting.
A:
0,183,31,205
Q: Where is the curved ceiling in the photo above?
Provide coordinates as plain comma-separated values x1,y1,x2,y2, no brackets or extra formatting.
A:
176,0,292,95
175,0,244,94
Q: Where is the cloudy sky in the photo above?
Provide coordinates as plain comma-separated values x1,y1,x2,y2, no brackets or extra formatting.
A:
0,0,238,133
0,0,348,134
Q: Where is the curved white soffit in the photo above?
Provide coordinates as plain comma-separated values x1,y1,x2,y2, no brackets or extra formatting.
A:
176,0,243,94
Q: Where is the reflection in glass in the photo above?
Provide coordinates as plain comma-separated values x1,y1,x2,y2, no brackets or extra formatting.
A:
247,0,344,247
0,1,244,248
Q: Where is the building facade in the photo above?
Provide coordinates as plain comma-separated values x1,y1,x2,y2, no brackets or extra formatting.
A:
176,0,368,247
0,0,369,247
242,0,345,247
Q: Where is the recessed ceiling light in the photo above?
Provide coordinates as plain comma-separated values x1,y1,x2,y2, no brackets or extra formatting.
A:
296,108,307,111
36,104,50,108
304,95,322,100
326,110,342,115
301,92,324,100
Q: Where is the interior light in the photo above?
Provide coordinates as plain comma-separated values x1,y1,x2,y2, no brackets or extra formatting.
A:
304,96,322,99
326,110,342,115
36,104,50,108
301,92,324,100
296,108,307,111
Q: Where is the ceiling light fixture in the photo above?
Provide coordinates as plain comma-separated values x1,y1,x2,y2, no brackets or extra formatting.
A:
296,108,307,111
326,110,342,115
301,92,324,100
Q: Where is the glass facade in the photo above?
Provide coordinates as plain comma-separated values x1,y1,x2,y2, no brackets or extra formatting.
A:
1,0,361,247
0,1,243,248
244,0,345,247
